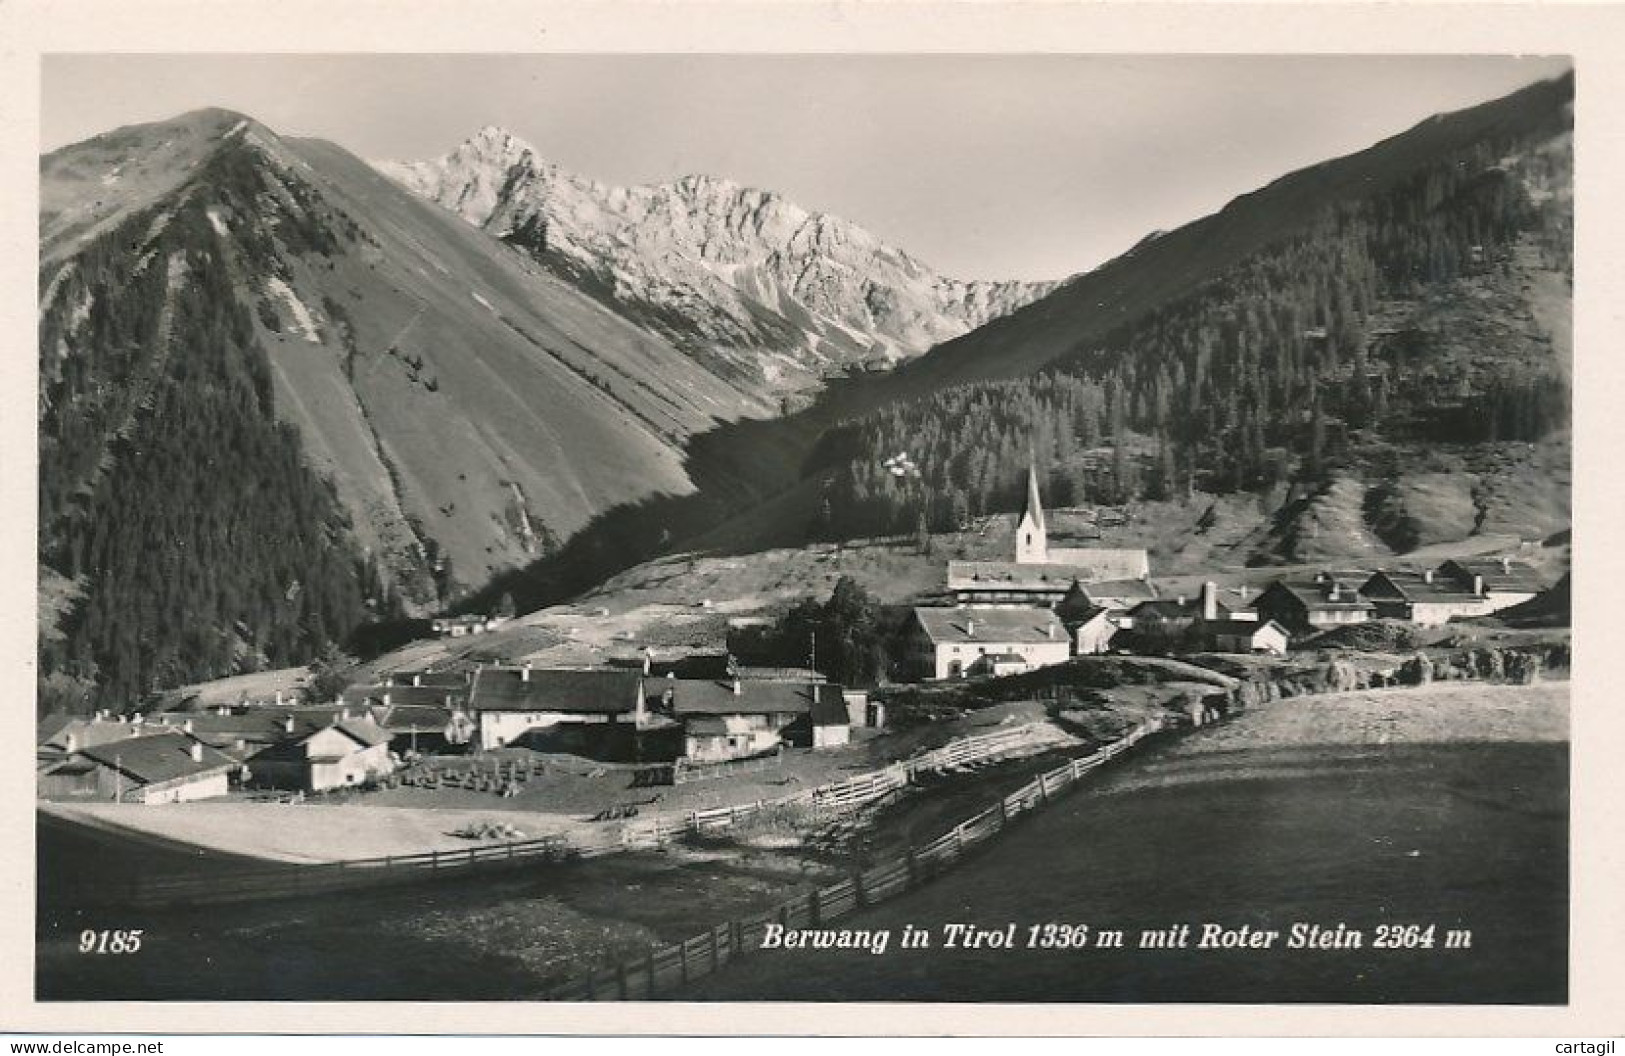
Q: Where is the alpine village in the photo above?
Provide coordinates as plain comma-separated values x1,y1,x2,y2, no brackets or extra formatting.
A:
36,69,1573,1003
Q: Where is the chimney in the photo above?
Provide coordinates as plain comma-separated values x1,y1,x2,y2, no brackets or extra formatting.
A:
1473,574,1485,596
1236,585,1249,601
1329,584,1341,601
183,719,194,734
732,678,742,696
65,732,78,754
189,742,204,764
966,617,976,637
283,715,296,734
413,674,423,687
92,711,104,723
1423,568,1434,585
521,662,532,683
1201,581,1218,622
382,692,392,707
642,649,652,676
1500,557,1512,575
1046,622,1056,640
275,691,283,706
131,713,144,727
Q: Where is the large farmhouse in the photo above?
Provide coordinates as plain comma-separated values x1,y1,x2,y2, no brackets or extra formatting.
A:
247,717,396,792
908,607,1071,680
38,730,239,804
643,677,849,761
1255,574,1376,635
1360,568,1493,626
466,666,645,753
1437,557,1543,613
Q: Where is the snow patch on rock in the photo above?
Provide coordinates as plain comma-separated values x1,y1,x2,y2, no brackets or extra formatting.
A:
266,276,321,343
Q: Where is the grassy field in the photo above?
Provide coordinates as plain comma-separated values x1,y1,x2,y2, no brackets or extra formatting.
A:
680,680,1570,1003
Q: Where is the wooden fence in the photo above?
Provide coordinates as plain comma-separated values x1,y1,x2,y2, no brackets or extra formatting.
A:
48,719,1067,908
49,831,580,909
545,716,1164,1000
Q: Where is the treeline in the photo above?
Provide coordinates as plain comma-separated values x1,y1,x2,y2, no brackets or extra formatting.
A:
728,576,906,688
807,120,1571,541
39,139,388,709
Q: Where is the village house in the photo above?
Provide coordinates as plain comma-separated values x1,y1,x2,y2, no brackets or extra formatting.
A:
246,716,396,792
1055,583,1117,654
1076,578,1160,612
466,665,646,754
1255,574,1376,636
431,614,502,638
946,467,1150,607
908,607,1071,680
1437,557,1543,613
643,676,849,761
38,729,239,804
342,681,467,711
37,714,166,767
1360,568,1494,626
1212,619,1291,656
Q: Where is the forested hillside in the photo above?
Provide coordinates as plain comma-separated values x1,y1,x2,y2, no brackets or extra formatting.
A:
804,74,1572,542
39,143,377,710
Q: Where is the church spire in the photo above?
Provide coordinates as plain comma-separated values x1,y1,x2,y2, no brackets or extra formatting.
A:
1015,464,1048,564
1020,463,1047,535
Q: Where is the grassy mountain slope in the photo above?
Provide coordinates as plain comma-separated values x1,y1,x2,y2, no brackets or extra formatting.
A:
38,110,779,703
887,72,1574,394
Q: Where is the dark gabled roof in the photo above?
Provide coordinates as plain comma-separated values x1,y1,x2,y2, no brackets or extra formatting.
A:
913,607,1067,645
645,677,840,716
371,703,453,733
247,718,391,763
1080,578,1159,602
342,683,463,708
78,731,237,786
645,652,735,680
1440,558,1544,593
379,668,469,689
36,713,74,747
1260,580,1375,612
1214,619,1290,641
335,717,392,748
468,667,641,714
810,691,850,726
1362,570,1484,604
39,718,168,753
1127,598,1199,620
948,553,1151,590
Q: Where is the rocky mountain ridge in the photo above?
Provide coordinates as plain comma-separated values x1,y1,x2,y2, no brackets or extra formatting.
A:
378,127,1059,395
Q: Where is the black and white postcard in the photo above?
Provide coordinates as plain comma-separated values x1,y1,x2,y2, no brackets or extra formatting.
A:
4,0,1623,1040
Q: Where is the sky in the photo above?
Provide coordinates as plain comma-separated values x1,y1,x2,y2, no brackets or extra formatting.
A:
42,54,1573,281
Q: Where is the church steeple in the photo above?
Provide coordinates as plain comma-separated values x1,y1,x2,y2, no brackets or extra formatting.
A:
1015,464,1048,564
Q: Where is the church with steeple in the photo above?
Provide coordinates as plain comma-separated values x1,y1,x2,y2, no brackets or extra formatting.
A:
945,465,1152,608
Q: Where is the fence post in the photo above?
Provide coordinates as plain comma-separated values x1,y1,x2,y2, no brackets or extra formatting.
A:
810,888,822,927
853,870,866,908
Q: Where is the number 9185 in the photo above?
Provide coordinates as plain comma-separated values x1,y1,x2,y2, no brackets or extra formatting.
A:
79,929,143,954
